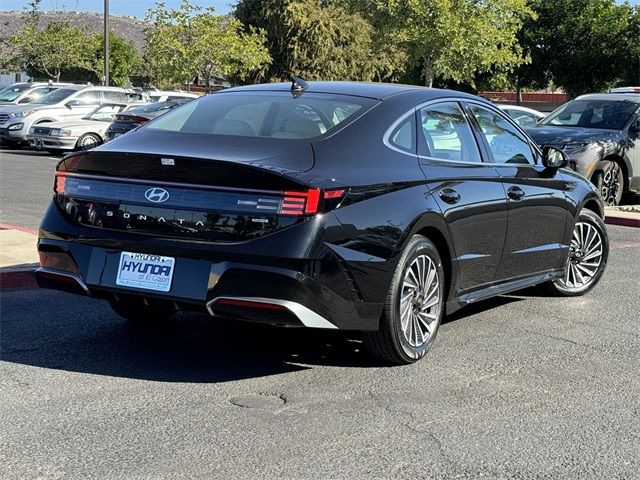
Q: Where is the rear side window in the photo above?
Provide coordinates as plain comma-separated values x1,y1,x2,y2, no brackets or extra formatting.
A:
74,90,101,105
103,91,129,102
419,102,481,162
148,92,379,140
389,117,415,152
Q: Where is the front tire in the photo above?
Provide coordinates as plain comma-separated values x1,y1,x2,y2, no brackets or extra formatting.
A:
108,298,176,324
76,133,102,151
545,209,609,296
593,160,623,206
364,235,445,365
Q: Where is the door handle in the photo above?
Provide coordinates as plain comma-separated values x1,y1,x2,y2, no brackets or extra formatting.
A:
507,186,525,200
439,188,461,205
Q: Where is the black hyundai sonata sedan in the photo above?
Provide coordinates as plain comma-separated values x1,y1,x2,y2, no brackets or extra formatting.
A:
37,80,609,364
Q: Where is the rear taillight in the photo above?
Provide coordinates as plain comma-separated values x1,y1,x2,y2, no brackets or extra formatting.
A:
54,172,68,194
280,189,320,215
279,188,346,216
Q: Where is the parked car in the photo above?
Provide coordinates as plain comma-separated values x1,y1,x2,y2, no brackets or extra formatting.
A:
0,82,75,106
498,105,546,127
26,103,145,153
146,90,199,102
104,99,193,141
609,87,640,94
526,93,640,205
0,86,137,146
37,80,608,365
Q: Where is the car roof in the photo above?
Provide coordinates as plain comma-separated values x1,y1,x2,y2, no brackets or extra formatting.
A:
574,93,640,104
221,81,480,101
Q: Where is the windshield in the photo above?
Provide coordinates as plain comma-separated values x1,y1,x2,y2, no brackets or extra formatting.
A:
0,84,31,102
37,88,79,105
540,99,638,129
147,91,378,139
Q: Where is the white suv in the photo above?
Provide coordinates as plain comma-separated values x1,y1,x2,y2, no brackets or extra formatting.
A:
0,82,75,105
0,86,133,145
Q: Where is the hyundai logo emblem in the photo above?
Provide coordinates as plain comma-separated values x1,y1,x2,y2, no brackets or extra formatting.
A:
144,187,170,203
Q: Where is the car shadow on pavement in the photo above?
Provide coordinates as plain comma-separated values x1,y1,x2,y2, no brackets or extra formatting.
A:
0,290,380,383
1,288,538,382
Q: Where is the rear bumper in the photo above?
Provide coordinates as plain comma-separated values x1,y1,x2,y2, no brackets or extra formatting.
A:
37,201,388,331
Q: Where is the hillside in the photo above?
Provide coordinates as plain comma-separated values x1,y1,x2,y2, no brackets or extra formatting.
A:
0,11,148,53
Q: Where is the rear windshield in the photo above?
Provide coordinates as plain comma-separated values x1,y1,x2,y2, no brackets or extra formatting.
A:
147,91,378,139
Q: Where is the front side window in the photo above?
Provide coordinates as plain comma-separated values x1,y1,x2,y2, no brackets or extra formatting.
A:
419,102,481,162
147,92,378,140
470,105,535,165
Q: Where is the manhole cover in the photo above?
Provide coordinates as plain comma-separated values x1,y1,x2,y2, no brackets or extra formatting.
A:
229,393,287,409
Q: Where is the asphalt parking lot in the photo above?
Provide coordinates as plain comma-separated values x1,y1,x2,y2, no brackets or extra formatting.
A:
1,146,640,478
1,233,638,478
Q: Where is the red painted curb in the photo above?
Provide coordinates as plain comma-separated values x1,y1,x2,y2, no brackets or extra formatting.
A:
0,268,38,289
0,223,38,236
605,215,640,228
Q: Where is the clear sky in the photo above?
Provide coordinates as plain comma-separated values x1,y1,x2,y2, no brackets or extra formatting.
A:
0,0,637,18
0,0,235,17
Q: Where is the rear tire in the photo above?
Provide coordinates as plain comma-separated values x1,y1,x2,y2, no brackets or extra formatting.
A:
364,235,445,365
108,298,176,324
593,160,623,206
544,209,608,296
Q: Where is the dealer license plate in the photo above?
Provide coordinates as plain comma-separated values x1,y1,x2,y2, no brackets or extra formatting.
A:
116,252,175,292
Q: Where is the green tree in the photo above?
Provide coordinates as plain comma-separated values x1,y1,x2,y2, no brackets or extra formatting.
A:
357,0,534,88
9,19,94,82
145,0,271,90
517,0,634,98
621,5,640,86
235,0,404,82
90,32,142,87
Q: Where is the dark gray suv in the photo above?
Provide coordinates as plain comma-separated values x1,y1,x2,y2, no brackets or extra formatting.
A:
526,93,640,205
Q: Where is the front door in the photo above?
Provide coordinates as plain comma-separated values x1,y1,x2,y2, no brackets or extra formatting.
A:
417,101,509,294
465,102,569,282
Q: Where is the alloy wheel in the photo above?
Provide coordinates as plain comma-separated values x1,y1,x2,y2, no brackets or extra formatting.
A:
557,220,604,291
400,254,441,348
79,134,100,151
600,167,621,206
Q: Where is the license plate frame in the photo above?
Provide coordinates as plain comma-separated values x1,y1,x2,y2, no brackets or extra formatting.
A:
115,251,175,292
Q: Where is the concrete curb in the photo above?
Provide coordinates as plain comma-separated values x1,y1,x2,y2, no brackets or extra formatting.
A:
0,222,38,235
0,265,39,289
604,213,640,228
0,223,38,289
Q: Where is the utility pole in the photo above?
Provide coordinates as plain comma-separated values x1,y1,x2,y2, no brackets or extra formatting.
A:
103,0,110,86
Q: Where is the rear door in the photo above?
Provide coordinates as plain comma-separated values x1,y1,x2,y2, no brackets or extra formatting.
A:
417,100,509,293
465,101,568,281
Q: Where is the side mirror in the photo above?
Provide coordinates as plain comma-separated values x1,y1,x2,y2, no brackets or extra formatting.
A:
65,100,81,109
541,146,568,169
18,97,33,104
629,117,640,133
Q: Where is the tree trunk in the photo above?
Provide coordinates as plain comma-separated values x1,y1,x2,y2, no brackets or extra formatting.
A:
423,55,434,88
516,77,522,106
